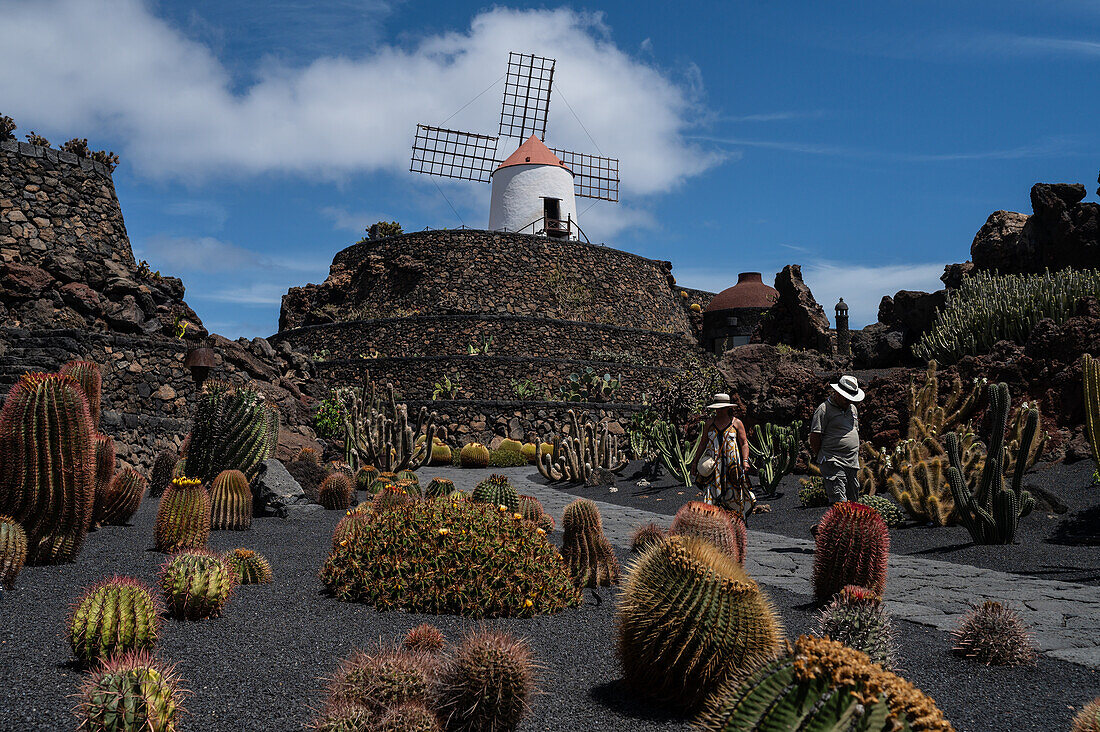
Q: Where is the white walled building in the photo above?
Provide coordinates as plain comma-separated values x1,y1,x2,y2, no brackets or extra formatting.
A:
488,135,579,240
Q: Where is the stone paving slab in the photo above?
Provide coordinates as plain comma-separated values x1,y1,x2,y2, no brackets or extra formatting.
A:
432,468,1100,670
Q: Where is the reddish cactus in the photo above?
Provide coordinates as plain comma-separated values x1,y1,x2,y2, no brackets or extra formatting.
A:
0,516,28,589
670,501,746,563
404,624,446,654
60,360,102,427
91,434,116,525
318,473,354,511
98,467,147,526
0,372,95,564
630,522,666,554
435,630,535,732
154,477,211,553
148,451,178,499
812,502,889,603
210,469,252,530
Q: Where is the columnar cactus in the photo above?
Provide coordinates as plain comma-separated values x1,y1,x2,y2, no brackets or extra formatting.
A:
67,577,160,666
952,600,1037,666
1085,353,1100,470
148,451,178,499
159,548,236,620
338,372,438,472
471,474,519,512
812,501,889,603
749,421,802,497
92,433,117,524
670,501,746,564
0,516,27,589
434,630,535,732
424,478,455,499
98,468,147,526
630,522,666,554
459,442,490,468
946,382,1037,544
223,548,273,584
697,636,953,731
0,372,95,564
813,585,897,669
318,473,354,510
77,651,185,732
561,498,619,587
153,477,211,553
209,469,252,530
617,535,783,711
536,409,628,483
184,379,279,483
60,359,103,427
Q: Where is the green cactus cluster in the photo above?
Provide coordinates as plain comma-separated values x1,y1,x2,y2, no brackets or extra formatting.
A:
813,502,890,603
159,548,236,620
536,409,627,483
814,585,898,669
318,473,355,510
798,477,829,507
0,516,27,589
952,600,1037,666
749,421,802,497
148,451,178,499
184,379,279,483
560,498,619,587
629,522,666,554
857,494,906,527
209,469,252,530
435,630,535,732
68,576,161,667
697,636,953,731
320,498,580,617
223,548,273,585
617,535,783,711
424,478,455,499
914,268,1100,364
648,418,703,487
670,500,746,564
472,473,520,512
947,382,1037,544
153,477,211,553
77,650,185,732
97,468,147,527
0,371,96,564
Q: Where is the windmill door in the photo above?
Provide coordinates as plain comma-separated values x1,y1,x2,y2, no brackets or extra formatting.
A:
542,197,567,238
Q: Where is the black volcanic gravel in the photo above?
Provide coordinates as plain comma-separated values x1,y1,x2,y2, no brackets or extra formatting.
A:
0,470,1097,731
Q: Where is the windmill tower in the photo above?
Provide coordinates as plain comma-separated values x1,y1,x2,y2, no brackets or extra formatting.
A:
410,52,619,241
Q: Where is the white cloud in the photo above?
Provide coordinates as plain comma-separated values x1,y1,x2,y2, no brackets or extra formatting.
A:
676,261,946,329
191,282,290,305
320,206,384,233
135,235,257,273
0,2,721,198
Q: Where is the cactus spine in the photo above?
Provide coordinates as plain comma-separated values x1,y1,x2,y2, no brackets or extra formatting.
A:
0,372,95,564
153,477,211,553
812,502,889,602
68,576,161,666
630,522,666,554
209,469,252,530
159,548,236,620
749,421,801,497
1072,698,1100,732
184,379,279,483
560,498,619,587
98,467,147,526
617,535,783,711
670,501,746,564
952,600,1036,666
946,382,1036,544
0,516,28,589
77,650,185,732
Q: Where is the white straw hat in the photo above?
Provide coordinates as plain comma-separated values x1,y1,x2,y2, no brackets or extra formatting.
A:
705,393,735,410
830,375,865,403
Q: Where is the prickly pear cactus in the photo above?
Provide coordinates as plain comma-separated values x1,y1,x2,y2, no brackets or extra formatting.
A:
209,469,252,530
77,650,185,732
67,577,160,666
153,478,211,553
159,548,236,620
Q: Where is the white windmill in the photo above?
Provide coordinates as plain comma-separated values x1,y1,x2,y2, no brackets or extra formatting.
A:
410,52,619,241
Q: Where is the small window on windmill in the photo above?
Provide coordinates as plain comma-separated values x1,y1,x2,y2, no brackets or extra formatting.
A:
727,315,739,326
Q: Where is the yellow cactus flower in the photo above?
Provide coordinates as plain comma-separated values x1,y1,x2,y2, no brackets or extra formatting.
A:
524,599,533,608
536,528,546,535
513,513,523,520
439,528,450,536
498,505,508,512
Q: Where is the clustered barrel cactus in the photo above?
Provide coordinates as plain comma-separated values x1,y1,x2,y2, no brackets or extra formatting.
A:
518,494,554,533
630,522,665,554
184,379,279,483
159,548,236,620
356,465,381,492
0,516,28,589
560,498,619,587
435,630,535,732
670,501,746,564
68,576,161,666
424,478,454,499
60,360,103,426
812,501,889,603
154,477,211,553
77,650,186,732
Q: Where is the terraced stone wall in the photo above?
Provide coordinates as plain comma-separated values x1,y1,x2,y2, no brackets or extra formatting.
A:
410,399,645,444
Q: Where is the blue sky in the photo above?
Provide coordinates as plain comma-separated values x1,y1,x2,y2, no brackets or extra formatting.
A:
2,1,1097,337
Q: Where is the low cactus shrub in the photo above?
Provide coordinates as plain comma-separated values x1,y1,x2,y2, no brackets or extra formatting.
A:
1073,698,1100,732
798,476,829,507
472,473,520,512
952,600,1037,666
630,522,666,554
77,651,185,732
858,493,905,527
518,494,554,533
97,468,147,527
223,548,273,585
670,501,746,563
404,624,446,654
813,585,897,669
435,630,535,732
812,501,889,603
327,648,433,713
561,498,619,587
154,477,211,553
0,516,27,588
148,451,178,498
356,465,380,492
295,446,320,463
617,535,783,711
68,577,160,666
318,473,354,510
424,478,455,499
159,549,236,620
488,448,528,468
459,442,490,468
320,499,580,617
210,470,252,530
697,635,953,731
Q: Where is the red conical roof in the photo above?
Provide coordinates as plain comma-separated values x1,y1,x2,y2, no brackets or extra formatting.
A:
495,135,572,173
706,272,778,312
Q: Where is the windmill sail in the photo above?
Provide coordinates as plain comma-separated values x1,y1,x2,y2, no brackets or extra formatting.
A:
551,148,620,202
410,125,499,183
498,52,555,141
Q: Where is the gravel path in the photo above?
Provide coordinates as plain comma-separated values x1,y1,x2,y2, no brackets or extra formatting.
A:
1,465,1097,731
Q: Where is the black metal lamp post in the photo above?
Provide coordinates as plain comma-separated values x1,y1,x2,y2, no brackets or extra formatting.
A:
835,298,850,357
184,343,216,387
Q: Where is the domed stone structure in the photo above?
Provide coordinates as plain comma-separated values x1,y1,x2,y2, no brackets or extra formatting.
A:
703,272,777,353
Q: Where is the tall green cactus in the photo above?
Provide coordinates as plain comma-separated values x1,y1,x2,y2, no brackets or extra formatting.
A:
0,372,95,564
185,379,279,483
338,370,438,472
67,577,161,666
749,420,801,497
946,382,1036,544
154,477,211,553
1084,353,1100,473
649,419,704,487
210,469,252,530
91,433,116,525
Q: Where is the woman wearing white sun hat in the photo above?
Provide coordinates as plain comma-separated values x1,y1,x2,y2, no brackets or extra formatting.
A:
809,374,865,505
692,392,754,518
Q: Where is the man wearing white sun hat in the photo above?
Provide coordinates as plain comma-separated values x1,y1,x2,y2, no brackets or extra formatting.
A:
809,374,865,505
